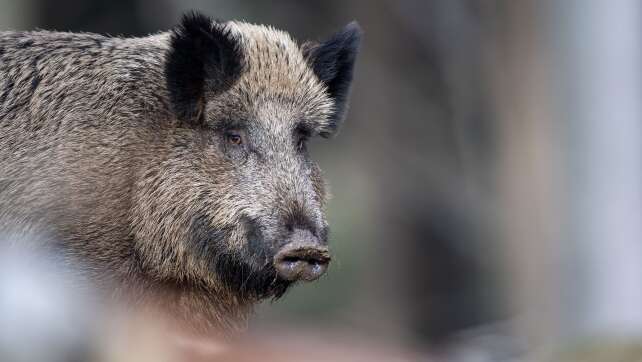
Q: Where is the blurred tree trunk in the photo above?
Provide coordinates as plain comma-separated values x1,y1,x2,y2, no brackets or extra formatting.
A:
487,0,563,353
491,0,642,359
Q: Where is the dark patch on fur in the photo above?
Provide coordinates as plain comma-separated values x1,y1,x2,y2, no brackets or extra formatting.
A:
0,79,14,106
165,11,244,123
303,22,362,135
282,201,317,235
30,62,41,92
189,212,291,299
318,225,330,244
17,39,33,48
245,217,267,258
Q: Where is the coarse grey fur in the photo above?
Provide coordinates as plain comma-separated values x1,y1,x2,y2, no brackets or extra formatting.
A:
0,12,361,335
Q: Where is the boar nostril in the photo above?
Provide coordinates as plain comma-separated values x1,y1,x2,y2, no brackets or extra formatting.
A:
273,242,330,282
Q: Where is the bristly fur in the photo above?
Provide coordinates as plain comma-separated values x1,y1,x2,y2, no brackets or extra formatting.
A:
303,21,362,136
0,11,361,336
165,12,245,123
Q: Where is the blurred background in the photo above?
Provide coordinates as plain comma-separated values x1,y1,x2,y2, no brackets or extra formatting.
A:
1,0,641,361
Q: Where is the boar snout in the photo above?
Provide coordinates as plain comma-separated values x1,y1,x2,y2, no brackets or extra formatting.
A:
273,229,330,282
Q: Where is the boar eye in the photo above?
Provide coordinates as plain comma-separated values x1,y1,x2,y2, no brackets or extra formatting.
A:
226,132,243,146
295,127,311,151
297,136,307,151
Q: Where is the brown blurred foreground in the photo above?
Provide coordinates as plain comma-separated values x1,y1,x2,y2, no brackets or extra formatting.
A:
103,317,420,362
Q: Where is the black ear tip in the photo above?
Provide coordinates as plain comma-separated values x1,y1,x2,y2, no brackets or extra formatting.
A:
343,21,363,43
180,11,211,28
181,10,208,21
331,21,362,56
177,11,216,37
345,21,363,36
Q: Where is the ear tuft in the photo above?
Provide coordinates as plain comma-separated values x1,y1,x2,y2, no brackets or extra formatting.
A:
165,11,244,123
303,21,362,133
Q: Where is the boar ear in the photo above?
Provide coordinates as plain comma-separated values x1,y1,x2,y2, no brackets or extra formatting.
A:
165,12,243,123
303,21,362,134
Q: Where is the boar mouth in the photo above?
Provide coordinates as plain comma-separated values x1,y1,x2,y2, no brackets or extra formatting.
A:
273,243,330,282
